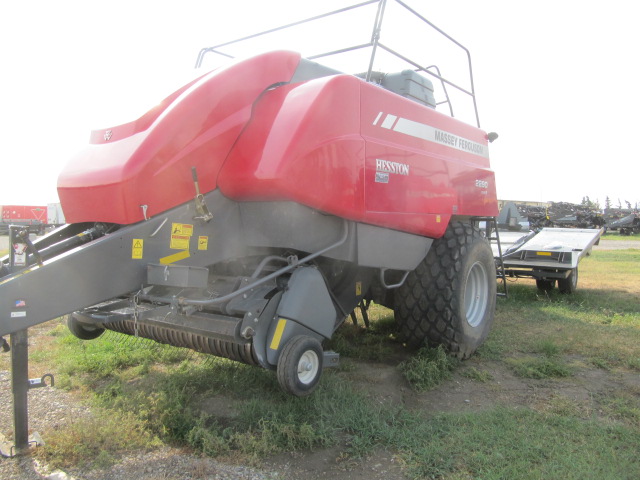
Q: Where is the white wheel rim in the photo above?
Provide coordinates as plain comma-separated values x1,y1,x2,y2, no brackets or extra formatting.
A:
297,350,320,385
465,261,489,328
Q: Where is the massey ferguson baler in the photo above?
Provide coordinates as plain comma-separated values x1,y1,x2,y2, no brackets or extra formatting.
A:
1,1,499,406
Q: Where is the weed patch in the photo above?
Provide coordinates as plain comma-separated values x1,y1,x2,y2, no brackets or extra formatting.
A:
36,408,160,470
599,389,640,428
507,356,572,379
398,345,457,391
459,366,493,382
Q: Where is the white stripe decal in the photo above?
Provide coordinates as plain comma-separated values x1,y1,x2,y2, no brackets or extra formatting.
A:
376,113,489,158
380,114,397,129
372,111,383,126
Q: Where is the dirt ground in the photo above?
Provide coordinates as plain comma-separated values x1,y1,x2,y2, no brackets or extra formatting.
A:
0,236,638,479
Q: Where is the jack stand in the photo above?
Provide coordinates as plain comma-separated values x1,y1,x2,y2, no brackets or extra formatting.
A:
0,329,53,458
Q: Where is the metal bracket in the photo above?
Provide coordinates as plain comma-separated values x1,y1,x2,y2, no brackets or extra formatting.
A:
379,268,410,289
191,167,213,222
28,373,54,390
323,351,340,368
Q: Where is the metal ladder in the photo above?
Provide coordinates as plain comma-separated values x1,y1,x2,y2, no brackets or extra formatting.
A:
473,217,508,298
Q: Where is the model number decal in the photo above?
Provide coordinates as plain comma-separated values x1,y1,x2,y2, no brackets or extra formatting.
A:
475,179,489,189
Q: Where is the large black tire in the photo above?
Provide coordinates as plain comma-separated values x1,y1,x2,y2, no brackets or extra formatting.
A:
277,335,323,397
394,222,496,359
558,268,578,294
66,314,105,340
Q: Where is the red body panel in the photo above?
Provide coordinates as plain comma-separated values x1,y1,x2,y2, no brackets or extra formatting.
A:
58,50,497,238
218,75,365,220
219,71,497,237
58,51,302,224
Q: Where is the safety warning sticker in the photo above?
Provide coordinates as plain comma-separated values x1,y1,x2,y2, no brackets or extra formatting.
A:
198,236,208,250
172,223,193,236
132,239,144,259
170,234,190,250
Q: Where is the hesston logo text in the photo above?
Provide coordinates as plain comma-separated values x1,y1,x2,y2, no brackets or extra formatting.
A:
376,159,410,176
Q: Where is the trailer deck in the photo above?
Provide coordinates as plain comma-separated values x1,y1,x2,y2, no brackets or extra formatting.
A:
493,227,603,282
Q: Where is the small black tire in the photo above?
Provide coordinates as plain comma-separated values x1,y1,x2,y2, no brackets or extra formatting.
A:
536,279,556,292
394,222,496,359
277,335,323,397
558,268,578,294
66,314,105,340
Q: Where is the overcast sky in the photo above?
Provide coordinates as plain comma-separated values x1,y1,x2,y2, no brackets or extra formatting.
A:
0,0,637,209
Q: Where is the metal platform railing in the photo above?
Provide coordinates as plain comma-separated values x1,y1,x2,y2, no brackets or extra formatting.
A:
195,0,481,127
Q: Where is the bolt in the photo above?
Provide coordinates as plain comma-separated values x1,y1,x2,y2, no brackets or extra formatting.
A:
241,327,255,339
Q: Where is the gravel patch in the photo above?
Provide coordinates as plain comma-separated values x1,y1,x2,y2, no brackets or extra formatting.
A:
0,347,282,480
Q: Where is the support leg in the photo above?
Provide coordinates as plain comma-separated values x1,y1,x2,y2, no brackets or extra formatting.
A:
11,329,30,454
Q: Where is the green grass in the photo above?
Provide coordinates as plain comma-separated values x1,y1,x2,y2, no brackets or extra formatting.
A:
482,250,640,371
38,335,640,478
401,408,640,480
31,246,640,477
601,231,640,241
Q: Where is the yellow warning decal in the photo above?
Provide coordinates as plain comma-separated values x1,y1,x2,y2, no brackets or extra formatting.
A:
171,223,193,236
355,281,362,296
132,239,143,259
198,236,209,251
269,318,288,350
160,250,191,265
536,252,552,256
436,215,441,223
170,234,190,250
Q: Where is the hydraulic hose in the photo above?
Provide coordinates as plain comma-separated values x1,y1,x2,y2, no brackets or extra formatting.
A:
141,219,350,307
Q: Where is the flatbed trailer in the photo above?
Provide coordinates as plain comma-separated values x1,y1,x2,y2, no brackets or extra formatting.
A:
493,227,604,293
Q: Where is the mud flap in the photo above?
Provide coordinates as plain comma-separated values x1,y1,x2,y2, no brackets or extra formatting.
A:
263,266,338,367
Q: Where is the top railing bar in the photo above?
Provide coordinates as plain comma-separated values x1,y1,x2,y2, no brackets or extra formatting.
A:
391,0,480,126
195,0,379,68
203,49,234,60
306,43,374,61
